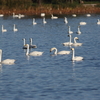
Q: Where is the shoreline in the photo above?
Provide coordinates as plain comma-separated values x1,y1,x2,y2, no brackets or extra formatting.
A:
0,7,100,16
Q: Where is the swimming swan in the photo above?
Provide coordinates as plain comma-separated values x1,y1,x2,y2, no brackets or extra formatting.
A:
29,38,37,48
50,47,70,55
51,14,58,19
33,18,37,25
2,25,7,32
72,37,82,46
97,19,100,25
43,17,47,24
76,26,81,34
13,24,18,32
68,26,73,34
63,34,73,46
64,17,68,24
25,44,43,56
0,49,15,65
72,14,76,17
86,14,91,17
71,48,83,61
79,22,86,25
22,38,28,49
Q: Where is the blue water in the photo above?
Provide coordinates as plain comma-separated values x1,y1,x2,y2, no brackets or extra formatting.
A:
0,14,100,100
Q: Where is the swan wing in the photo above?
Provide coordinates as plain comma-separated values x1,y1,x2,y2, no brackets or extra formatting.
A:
73,56,83,61
29,51,43,56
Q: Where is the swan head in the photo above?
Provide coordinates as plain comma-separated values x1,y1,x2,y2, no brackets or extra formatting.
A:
50,47,57,52
71,48,74,51
74,37,79,40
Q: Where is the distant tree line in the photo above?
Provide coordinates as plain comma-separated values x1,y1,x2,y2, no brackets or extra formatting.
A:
0,0,99,9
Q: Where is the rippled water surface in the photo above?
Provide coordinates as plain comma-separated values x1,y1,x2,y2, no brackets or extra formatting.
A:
0,14,100,100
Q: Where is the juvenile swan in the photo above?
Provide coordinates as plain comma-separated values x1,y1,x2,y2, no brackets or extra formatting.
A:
72,37,83,46
26,44,43,56
71,48,83,61
29,38,37,48
0,49,15,65
50,47,70,55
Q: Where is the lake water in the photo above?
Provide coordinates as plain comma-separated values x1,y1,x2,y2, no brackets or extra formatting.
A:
0,14,100,100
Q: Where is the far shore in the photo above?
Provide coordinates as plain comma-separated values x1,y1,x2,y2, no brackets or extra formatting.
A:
0,7,100,16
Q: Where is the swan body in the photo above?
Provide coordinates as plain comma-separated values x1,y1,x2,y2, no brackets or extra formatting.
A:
13,13,19,18
76,26,81,34
0,14,4,17
43,17,47,24
51,14,58,19
50,47,70,55
68,26,73,34
64,17,68,24
79,22,87,25
71,48,83,61
13,24,18,32
2,25,7,32
63,34,73,46
97,19,100,25
29,38,37,48
86,14,91,17
0,49,15,65
72,37,82,46
25,44,43,56
33,18,37,25
72,14,76,17
41,13,45,17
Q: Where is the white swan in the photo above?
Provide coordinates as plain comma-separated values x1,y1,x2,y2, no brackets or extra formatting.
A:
64,17,68,24
79,22,86,25
63,34,73,46
68,26,73,34
2,25,7,32
72,14,76,17
51,14,58,19
72,37,82,46
76,26,81,34
86,14,91,17
0,49,15,65
13,24,18,32
50,47,70,55
25,44,43,56
97,19,100,25
33,18,37,25
0,14,4,17
71,48,83,61
13,12,19,18
43,17,47,24
29,38,37,48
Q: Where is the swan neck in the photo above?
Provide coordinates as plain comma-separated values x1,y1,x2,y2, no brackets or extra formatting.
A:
30,39,32,45
0,49,2,62
69,35,72,43
26,45,29,55
74,38,77,43
72,50,75,60
23,39,25,45
54,48,57,55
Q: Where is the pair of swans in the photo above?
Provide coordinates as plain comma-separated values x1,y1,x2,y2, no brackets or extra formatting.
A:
63,35,82,46
71,48,83,61
2,25,7,32
13,13,25,19
51,14,58,19
25,44,43,56
0,49,15,65
22,38,37,49
50,47,70,55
